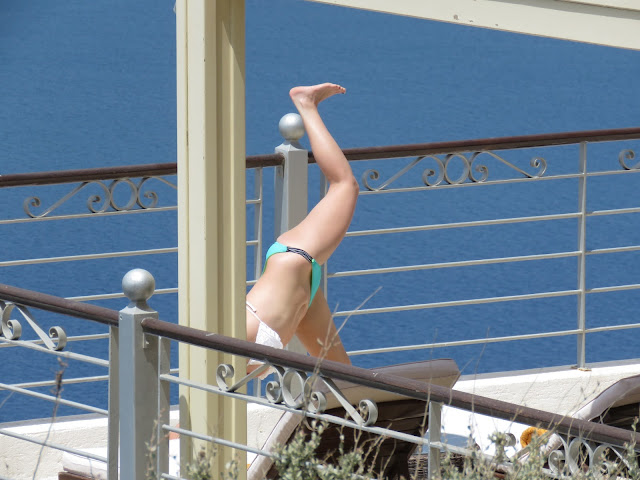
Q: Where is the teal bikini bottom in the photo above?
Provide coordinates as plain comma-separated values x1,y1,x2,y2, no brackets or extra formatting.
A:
265,241,322,306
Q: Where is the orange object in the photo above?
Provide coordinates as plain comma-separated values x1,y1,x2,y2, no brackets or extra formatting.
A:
520,426,547,447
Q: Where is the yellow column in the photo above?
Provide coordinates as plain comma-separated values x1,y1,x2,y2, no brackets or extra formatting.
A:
176,0,246,477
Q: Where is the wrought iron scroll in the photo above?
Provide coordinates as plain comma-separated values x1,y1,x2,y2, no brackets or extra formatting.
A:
516,433,635,478
0,300,67,351
547,435,633,477
23,176,177,218
215,362,378,427
361,152,547,191
619,149,640,170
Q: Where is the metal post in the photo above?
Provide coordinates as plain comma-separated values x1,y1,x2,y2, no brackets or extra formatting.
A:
157,336,171,477
107,325,119,480
428,401,442,479
274,112,309,238
577,142,588,369
119,268,160,480
275,113,309,355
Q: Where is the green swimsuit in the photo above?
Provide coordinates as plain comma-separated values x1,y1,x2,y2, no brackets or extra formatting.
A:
264,241,322,306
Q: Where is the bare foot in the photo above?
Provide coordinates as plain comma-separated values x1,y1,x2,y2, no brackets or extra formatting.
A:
289,83,346,111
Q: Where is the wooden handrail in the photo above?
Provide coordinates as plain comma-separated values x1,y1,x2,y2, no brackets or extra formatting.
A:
0,283,119,326
143,316,640,449
0,278,638,449
2,127,638,188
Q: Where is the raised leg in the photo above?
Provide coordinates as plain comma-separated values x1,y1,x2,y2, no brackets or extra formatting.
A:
278,83,359,265
294,288,351,364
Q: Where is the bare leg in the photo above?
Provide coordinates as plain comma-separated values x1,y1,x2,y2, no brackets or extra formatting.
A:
278,83,359,265
295,288,351,364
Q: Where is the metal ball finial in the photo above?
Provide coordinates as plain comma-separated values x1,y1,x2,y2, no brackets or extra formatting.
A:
278,113,305,142
122,268,155,303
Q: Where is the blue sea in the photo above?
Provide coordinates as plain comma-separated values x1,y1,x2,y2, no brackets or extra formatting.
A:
1,0,640,422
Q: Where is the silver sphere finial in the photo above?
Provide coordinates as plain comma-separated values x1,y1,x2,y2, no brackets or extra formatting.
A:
279,113,305,142
122,268,155,303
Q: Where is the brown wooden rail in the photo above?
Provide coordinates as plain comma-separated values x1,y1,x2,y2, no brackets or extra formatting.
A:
0,283,119,326
143,316,640,449
0,278,638,449
2,127,639,188
330,126,640,162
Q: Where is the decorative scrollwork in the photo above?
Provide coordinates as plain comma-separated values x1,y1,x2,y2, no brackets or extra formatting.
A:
358,399,378,426
1,302,22,340
360,151,547,191
421,156,445,186
0,301,67,351
619,149,639,170
265,367,286,404
362,156,426,191
469,151,547,180
108,179,138,211
541,434,628,477
23,176,176,218
48,326,67,350
216,364,235,392
137,177,161,208
281,369,308,409
219,361,380,426
306,390,327,414
442,154,471,185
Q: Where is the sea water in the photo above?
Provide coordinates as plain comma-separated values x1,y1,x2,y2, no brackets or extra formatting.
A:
1,0,639,422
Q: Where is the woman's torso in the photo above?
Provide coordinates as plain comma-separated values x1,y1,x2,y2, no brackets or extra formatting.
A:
246,252,313,345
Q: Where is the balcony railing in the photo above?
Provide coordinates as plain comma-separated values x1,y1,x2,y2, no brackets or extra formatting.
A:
1,123,639,374
1,271,639,479
1,122,640,478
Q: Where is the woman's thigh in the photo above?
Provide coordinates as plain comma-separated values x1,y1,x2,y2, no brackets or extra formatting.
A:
278,181,358,264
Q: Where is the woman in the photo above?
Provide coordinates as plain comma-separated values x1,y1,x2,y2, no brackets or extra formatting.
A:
246,83,358,367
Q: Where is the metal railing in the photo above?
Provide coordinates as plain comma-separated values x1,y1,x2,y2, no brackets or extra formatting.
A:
1,272,639,479
1,122,640,430
327,127,640,370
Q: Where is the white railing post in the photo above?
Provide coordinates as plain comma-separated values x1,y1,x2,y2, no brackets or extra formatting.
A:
577,142,588,369
275,113,309,354
428,401,442,479
275,112,308,238
118,268,161,479
157,336,171,477
107,325,119,480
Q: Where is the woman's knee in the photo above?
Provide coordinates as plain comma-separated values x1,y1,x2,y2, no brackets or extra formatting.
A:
332,174,359,201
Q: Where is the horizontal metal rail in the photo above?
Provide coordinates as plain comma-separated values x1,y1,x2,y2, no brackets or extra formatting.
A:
0,206,178,224
0,247,178,268
13,375,110,389
160,373,439,452
334,288,581,317
347,320,640,356
0,333,109,349
163,424,273,458
0,337,110,367
142,317,640,448
10,366,177,389
0,427,107,463
0,236,255,268
333,282,640,318
328,250,582,278
0,382,107,415
345,212,581,238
